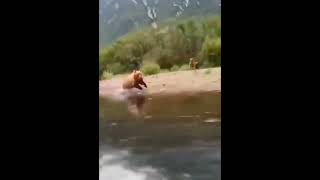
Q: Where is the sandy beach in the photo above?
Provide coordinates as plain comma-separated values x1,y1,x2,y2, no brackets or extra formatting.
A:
99,67,221,98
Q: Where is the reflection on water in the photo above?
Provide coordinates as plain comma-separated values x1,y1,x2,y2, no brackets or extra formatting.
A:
99,92,221,180
127,94,146,116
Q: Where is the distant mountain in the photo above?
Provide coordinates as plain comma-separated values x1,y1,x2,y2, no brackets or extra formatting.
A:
99,0,221,48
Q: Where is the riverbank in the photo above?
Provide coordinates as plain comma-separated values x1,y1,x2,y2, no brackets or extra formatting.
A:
99,67,221,97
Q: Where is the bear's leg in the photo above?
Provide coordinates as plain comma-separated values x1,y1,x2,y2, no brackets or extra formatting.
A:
140,80,147,88
134,84,143,90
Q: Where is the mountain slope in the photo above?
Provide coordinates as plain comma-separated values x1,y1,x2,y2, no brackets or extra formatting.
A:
99,0,221,48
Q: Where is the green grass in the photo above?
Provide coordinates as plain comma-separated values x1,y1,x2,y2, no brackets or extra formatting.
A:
101,71,114,80
170,65,180,72
141,63,161,75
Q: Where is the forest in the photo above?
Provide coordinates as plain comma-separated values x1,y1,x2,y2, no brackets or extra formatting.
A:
99,15,221,79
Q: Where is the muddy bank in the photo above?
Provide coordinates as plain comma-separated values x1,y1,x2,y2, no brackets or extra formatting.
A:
99,68,221,98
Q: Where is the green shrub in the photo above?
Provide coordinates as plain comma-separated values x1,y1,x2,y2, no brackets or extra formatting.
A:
99,16,220,79
141,63,161,75
179,64,190,71
170,65,180,72
109,63,126,74
101,71,114,80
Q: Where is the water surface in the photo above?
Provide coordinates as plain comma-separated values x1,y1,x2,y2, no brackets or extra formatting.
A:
99,92,221,180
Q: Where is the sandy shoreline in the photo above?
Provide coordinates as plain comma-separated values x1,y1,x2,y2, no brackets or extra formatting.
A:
99,68,221,98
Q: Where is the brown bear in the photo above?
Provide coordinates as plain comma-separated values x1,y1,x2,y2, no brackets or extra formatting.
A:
189,57,199,70
122,70,147,90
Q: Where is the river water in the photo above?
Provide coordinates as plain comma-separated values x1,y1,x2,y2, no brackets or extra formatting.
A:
99,92,221,180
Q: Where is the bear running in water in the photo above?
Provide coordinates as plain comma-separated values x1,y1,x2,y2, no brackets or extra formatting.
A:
122,70,147,90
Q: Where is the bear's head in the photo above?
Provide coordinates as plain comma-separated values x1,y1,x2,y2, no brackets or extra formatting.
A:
132,70,147,88
132,70,143,81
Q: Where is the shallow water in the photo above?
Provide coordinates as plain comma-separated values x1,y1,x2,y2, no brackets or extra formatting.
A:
99,92,221,180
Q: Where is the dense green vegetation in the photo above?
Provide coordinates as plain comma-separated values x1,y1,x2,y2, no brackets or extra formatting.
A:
141,63,161,75
99,15,221,79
